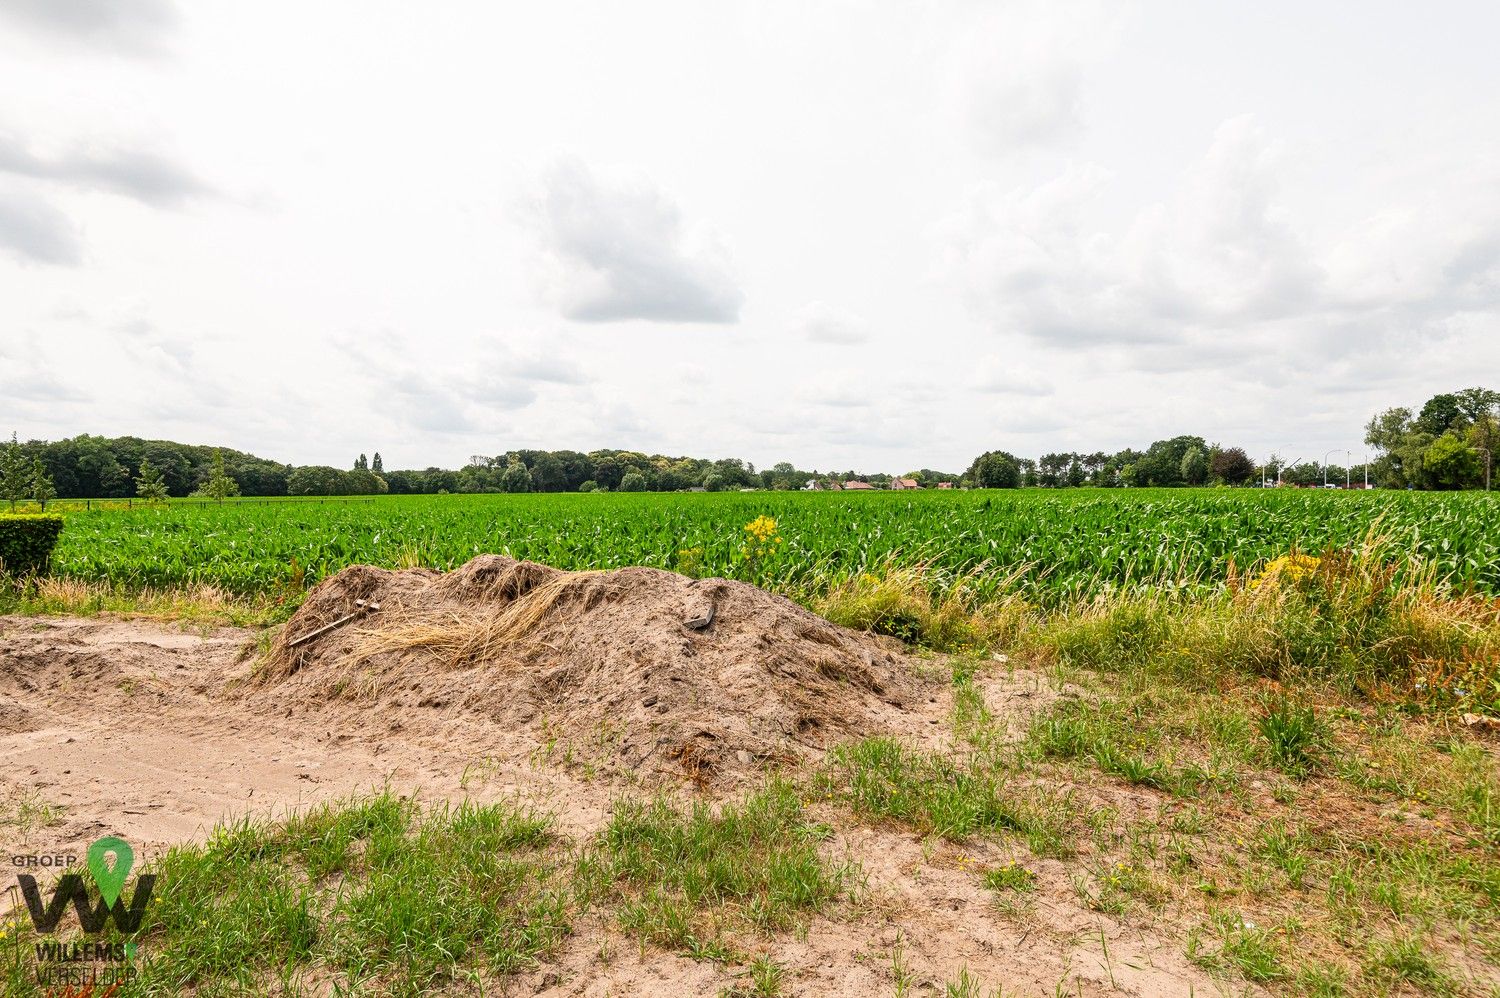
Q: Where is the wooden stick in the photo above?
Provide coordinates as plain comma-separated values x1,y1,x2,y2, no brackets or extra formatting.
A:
286,599,380,648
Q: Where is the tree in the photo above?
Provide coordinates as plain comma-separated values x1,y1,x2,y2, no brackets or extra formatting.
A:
578,480,598,493
965,450,1021,489
1423,434,1481,490
1453,387,1500,425
528,452,568,492
371,452,383,474
0,432,29,509
619,471,647,492
135,458,170,502
1134,436,1207,487
354,454,369,471
1210,447,1254,485
1416,393,1462,435
30,457,56,509
199,451,241,502
499,460,531,493
287,466,346,495
1179,446,1208,486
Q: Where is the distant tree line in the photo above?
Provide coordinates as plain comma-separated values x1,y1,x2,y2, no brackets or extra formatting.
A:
963,386,1498,491
0,436,898,499
966,437,1261,489
384,451,868,494
14,387,1494,501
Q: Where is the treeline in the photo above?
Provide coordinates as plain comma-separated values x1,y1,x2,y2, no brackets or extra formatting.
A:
383,452,895,494
1364,387,1498,490
966,437,1264,489
0,435,894,498
12,384,1494,502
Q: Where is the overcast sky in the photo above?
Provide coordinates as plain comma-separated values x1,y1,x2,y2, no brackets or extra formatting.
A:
2,1,1497,473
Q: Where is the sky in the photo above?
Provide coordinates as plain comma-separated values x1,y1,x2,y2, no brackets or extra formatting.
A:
1,1,1498,474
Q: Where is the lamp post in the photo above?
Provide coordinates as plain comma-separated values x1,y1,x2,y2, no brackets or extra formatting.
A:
1323,448,1340,488
1365,452,1371,489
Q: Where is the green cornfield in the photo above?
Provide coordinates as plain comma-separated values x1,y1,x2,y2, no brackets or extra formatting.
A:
44,489,1500,602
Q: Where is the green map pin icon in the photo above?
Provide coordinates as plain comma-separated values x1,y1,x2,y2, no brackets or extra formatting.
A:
87,836,134,908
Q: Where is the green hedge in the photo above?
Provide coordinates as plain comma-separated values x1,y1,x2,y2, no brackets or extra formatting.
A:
0,514,65,577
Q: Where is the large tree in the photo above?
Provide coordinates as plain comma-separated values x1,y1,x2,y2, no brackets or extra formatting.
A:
1210,446,1255,485
1424,434,1481,490
965,450,1022,489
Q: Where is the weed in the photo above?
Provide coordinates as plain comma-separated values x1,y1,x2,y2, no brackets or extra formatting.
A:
1257,699,1327,777
983,862,1037,894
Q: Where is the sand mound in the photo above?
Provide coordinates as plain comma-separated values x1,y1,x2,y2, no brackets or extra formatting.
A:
260,556,928,784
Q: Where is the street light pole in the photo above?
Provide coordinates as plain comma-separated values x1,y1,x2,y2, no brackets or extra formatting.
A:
1323,448,1339,488
1345,450,1351,490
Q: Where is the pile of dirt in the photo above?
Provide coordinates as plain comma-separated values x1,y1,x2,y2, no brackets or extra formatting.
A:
259,556,929,784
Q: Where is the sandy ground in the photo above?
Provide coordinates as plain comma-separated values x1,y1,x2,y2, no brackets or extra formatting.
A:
0,614,1245,996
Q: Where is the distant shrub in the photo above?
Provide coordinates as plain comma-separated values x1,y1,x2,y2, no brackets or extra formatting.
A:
0,513,65,577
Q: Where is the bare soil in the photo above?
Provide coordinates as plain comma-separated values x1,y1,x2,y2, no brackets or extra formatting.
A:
0,560,1239,995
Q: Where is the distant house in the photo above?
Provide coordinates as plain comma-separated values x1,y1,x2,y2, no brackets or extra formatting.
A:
843,480,875,490
891,478,920,490
936,481,954,489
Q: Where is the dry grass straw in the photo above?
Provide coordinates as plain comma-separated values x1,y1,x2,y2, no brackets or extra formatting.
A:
342,569,611,669
17,576,275,626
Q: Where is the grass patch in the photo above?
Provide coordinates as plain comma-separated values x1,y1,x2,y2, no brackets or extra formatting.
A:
816,737,1074,856
1189,912,1287,983
1026,694,1231,798
1256,698,1330,777
581,780,852,956
0,790,65,838
2,785,856,994
1,792,568,997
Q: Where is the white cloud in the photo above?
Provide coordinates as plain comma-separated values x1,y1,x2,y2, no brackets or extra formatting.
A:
0,0,180,57
508,352,589,385
0,131,212,207
942,115,1500,383
527,159,743,324
0,185,82,264
970,356,1052,396
942,0,1122,155
792,301,869,344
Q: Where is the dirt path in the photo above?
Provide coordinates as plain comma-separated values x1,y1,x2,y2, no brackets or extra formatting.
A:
0,614,1240,997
